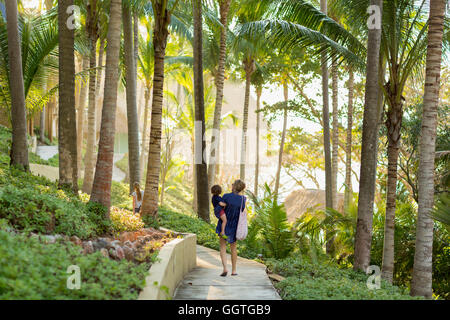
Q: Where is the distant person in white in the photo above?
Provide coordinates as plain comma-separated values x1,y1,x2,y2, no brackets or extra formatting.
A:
131,182,144,214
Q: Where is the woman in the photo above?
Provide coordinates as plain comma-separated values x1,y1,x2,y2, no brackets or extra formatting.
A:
216,179,246,277
131,182,144,214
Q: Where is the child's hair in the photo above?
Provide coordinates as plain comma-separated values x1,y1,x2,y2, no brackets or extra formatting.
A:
232,180,246,193
211,185,222,196
134,182,142,202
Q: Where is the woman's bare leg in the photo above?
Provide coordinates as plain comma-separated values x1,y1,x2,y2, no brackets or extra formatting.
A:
219,237,228,273
230,242,237,274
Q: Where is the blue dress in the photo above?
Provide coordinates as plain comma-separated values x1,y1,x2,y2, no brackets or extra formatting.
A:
216,192,246,244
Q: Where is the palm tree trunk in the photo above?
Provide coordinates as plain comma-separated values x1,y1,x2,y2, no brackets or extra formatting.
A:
193,0,210,223
90,0,122,211
82,36,98,194
381,99,403,283
139,87,151,178
240,59,254,181
58,0,78,191
254,86,262,198
208,0,231,187
331,57,339,208
6,0,29,170
77,57,89,178
133,11,139,84
353,0,383,272
274,82,288,198
411,0,445,299
344,68,354,211
141,1,171,216
320,0,333,212
123,5,141,190
95,38,105,143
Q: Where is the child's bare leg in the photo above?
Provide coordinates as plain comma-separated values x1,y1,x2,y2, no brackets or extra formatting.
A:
220,215,227,235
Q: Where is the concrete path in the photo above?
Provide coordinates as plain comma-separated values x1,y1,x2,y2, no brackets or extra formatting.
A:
36,145,58,160
30,151,126,183
173,245,281,300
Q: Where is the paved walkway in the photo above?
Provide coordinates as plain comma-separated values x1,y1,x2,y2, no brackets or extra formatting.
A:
36,145,58,160
31,151,126,183
173,246,281,300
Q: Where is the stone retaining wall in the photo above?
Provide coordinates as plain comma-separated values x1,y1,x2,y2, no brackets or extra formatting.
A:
138,231,197,300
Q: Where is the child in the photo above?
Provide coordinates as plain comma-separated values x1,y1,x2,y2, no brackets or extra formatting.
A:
131,182,144,214
211,185,227,239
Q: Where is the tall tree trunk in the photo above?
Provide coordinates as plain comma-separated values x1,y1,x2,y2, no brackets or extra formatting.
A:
77,57,89,178
254,86,262,198
240,59,255,181
6,0,29,170
320,0,333,212
274,82,288,198
344,68,354,211
381,99,403,282
95,38,105,143
40,105,46,142
331,57,339,208
411,0,445,299
133,11,139,85
123,4,141,190
58,0,78,191
82,1,99,194
141,1,171,216
193,0,210,223
208,0,231,187
353,0,383,272
82,37,99,194
90,0,122,211
140,87,151,178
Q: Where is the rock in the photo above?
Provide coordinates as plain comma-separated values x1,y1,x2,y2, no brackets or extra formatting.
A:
70,236,82,246
115,246,125,260
100,248,109,258
42,235,57,244
124,240,133,248
82,241,94,254
111,240,121,248
94,239,110,250
123,245,134,261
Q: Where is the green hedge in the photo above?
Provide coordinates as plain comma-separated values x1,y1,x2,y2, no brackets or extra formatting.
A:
0,223,151,300
266,257,423,300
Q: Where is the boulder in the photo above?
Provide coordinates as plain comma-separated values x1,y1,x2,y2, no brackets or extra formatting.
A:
70,235,82,246
100,248,109,258
82,241,94,254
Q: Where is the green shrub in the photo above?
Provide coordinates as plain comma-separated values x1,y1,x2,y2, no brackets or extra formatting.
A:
266,257,422,300
0,226,151,300
146,207,221,251
0,185,98,239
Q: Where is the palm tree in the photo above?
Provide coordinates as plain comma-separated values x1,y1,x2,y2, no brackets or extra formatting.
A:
192,0,210,223
5,0,29,170
77,56,89,179
123,1,141,192
379,0,431,282
90,0,122,211
320,0,333,218
331,56,339,208
137,22,154,177
344,66,354,211
274,81,289,198
58,0,78,192
82,0,100,194
411,0,446,299
353,0,383,272
141,0,180,216
208,0,232,187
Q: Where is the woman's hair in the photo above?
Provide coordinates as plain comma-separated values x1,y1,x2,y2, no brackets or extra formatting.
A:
232,180,246,193
134,182,142,202
211,185,222,196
